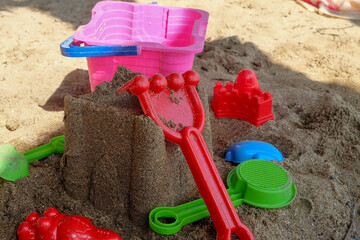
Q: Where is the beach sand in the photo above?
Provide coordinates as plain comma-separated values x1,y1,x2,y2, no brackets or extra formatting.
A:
0,0,359,239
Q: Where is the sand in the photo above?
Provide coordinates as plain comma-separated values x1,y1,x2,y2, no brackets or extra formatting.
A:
0,0,359,239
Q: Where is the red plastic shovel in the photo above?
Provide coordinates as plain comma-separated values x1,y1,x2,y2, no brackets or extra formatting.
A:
116,71,254,240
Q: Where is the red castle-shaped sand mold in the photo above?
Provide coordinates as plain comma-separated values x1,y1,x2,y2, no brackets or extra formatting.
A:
211,69,274,127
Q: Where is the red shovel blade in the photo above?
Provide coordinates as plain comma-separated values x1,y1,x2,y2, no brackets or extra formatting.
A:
116,71,205,143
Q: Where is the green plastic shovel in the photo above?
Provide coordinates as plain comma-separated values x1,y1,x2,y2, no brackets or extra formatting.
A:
0,136,64,181
149,159,297,235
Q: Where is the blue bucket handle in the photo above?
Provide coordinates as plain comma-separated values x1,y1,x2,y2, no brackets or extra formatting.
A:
60,36,139,57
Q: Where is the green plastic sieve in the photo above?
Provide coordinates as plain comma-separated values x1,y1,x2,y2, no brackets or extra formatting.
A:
149,159,296,235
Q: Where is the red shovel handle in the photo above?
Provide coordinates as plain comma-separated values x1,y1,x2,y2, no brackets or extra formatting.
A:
180,127,254,240
116,71,254,239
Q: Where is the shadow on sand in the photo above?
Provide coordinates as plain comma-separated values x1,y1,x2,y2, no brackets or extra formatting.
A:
42,36,359,114
0,0,134,27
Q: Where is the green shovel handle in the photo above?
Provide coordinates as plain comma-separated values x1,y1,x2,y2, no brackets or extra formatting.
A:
149,189,243,235
22,136,65,164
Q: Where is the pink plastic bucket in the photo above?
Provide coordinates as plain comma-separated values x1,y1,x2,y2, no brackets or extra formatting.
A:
72,1,209,91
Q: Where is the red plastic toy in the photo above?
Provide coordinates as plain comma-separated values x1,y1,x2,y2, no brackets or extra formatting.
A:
18,208,122,240
211,69,274,126
116,71,254,240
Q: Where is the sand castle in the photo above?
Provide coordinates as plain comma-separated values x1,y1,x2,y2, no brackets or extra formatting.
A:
62,66,213,228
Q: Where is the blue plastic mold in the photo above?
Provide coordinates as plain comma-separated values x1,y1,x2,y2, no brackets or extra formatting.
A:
225,141,284,164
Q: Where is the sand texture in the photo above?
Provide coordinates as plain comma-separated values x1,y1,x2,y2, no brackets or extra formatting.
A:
0,0,359,239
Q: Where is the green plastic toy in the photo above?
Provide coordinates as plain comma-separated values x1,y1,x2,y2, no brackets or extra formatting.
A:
149,159,296,235
0,136,64,181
